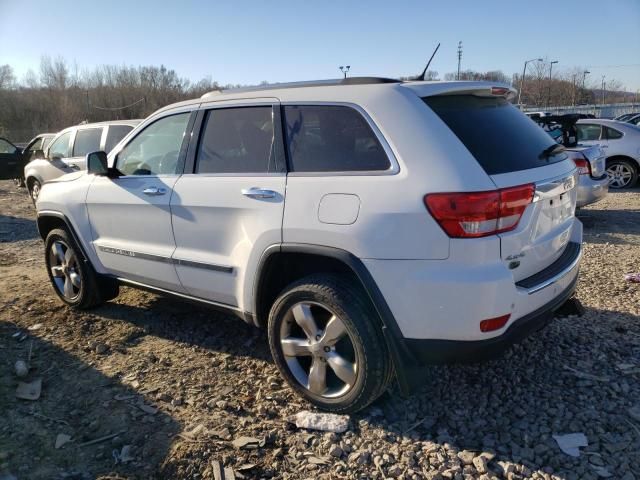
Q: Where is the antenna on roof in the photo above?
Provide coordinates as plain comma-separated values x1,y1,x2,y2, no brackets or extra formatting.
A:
417,43,441,81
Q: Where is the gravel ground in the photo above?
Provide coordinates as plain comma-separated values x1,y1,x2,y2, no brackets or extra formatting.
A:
0,180,639,480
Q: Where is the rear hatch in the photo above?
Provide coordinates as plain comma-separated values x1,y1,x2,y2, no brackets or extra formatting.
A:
423,90,578,282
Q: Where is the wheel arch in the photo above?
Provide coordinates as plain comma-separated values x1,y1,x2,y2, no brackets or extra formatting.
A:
253,243,423,394
606,154,640,168
25,174,43,189
37,211,89,262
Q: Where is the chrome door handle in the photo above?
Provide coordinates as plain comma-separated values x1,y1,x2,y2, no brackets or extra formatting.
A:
142,187,167,196
241,187,276,199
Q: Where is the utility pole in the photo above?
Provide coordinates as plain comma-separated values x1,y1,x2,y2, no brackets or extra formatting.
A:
456,41,463,80
581,70,590,104
571,73,577,106
339,66,350,78
601,75,606,105
517,58,543,109
547,60,558,108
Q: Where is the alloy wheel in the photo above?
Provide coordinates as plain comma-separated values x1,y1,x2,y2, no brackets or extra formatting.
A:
606,164,634,188
31,181,41,201
279,301,358,398
49,240,82,300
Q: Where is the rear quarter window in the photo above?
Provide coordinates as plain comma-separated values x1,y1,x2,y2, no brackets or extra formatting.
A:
424,95,566,175
284,105,390,172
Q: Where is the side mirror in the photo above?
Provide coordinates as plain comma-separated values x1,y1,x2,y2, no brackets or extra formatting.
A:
87,151,108,176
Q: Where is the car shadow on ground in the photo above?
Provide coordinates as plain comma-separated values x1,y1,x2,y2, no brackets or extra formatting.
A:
0,319,181,480
578,208,640,245
0,214,38,243
93,291,271,362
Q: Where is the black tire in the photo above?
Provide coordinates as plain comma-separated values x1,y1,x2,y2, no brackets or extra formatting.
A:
268,274,392,413
606,158,638,189
44,228,119,309
28,178,41,203
13,177,25,188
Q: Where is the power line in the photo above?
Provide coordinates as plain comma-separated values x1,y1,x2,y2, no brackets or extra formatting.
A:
91,97,146,111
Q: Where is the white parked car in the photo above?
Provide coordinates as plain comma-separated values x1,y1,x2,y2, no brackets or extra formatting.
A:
23,79,582,412
576,119,640,189
24,120,141,201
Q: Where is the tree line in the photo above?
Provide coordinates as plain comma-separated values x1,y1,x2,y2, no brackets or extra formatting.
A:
0,56,634,143
0,57,232,142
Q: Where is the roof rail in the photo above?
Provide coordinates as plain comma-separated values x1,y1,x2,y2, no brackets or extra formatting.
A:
200,77,402,98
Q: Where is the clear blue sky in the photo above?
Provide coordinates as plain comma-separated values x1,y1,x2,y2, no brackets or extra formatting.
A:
1,0,639,91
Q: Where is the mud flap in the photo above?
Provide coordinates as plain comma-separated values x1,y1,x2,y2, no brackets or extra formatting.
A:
382,325,427,396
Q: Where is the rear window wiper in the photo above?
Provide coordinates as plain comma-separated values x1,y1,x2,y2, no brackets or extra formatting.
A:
539,144,565,159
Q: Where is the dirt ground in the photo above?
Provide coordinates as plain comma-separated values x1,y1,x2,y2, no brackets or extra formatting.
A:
0,180,639,480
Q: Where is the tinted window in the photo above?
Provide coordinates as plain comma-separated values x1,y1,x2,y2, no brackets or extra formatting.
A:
72,128,103,157
424,96,566,175
105,125,134,153
284,105,390,172
604,126,623,139
0,138,16,154
196,107,275,174
48,132,72,159
117,113,189,176
576,124,602,141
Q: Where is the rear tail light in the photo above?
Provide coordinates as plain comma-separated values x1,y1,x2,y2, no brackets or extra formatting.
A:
424,184,534,238
480,314,511,332
573,158,591,176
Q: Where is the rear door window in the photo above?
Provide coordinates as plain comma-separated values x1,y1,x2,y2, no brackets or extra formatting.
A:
72,128,103,157
196,107,276,174
576,124,602,141
423,95,566,175
283,105,390,172
105,125,134,153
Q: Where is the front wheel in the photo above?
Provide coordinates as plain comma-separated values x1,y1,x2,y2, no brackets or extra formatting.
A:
45,228,118,309
606,159,638,189
268,274,392,413
28,179,41,203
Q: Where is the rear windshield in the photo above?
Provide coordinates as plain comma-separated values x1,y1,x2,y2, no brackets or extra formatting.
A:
424,95,566,175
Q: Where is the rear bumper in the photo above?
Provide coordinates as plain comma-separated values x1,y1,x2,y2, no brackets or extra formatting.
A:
404,274,578,364
363,218,583,368
576,175,608,207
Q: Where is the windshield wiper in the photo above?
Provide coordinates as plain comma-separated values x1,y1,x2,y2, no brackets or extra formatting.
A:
539,144,565,159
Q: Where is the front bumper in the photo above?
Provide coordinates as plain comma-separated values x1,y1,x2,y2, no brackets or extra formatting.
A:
576,174,608,207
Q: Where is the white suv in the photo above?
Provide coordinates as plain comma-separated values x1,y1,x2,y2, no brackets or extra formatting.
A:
30,78,583,412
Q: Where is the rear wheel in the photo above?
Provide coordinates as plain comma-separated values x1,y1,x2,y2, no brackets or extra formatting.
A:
45,228,118,309
606,158,638,189
13,177,25,188
268,274,392,413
